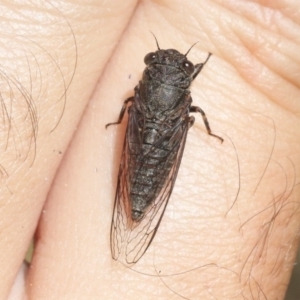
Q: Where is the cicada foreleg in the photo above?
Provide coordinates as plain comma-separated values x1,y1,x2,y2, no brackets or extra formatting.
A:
190,105,223,143
105,97,134,129
193,52,212,80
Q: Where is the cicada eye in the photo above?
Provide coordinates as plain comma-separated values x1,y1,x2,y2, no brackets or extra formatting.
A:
144,52,157,65
182,60,195,75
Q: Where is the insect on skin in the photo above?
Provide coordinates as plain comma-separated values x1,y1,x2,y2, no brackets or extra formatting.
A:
106,37,223,265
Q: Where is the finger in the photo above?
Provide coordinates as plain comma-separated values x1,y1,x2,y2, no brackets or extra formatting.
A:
0,0,137,299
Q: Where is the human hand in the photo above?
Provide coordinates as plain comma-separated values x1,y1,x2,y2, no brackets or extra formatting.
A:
2,1,300,299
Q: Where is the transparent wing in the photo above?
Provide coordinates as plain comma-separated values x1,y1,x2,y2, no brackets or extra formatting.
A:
110,112,190,265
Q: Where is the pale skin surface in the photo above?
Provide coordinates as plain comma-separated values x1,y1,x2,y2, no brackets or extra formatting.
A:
1,0,299,299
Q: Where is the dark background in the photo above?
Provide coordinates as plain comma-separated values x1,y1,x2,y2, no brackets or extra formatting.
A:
285,245,300,299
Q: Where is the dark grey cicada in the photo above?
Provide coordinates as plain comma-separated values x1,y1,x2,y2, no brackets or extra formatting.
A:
106,39,223,265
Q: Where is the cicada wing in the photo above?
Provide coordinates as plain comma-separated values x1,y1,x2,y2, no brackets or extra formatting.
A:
110,108,140,261
110,141,130,261
110,114,190,265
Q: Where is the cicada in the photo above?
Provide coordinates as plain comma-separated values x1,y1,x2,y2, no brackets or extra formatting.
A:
106,38,223,265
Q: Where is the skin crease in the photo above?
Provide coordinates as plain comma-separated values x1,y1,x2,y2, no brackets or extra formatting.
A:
0,0,299,299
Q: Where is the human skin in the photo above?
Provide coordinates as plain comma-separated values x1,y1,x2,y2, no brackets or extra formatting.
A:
1,1,300,299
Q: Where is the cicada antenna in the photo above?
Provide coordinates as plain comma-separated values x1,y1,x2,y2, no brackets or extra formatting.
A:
185,42,199,57
150,31,160,50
